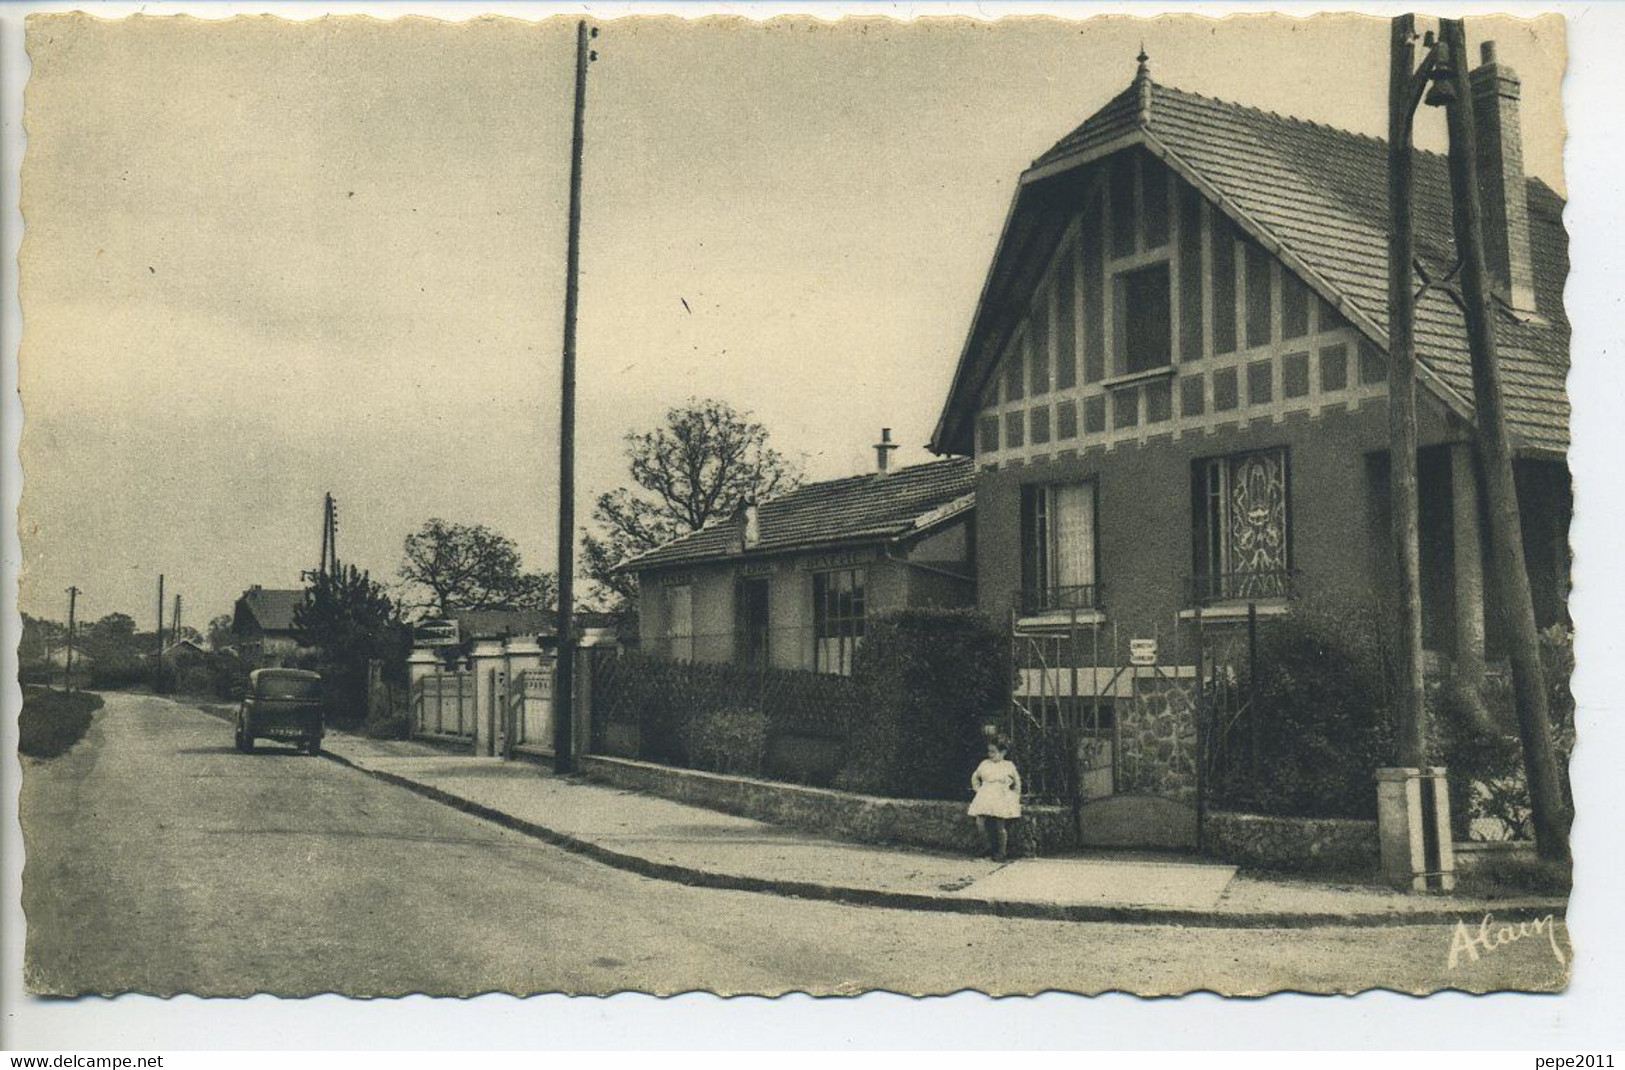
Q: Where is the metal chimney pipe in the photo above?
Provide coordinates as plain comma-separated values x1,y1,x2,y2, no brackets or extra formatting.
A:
874,427,898,474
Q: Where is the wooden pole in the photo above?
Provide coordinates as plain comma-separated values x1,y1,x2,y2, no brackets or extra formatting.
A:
1388,13,1428,769
319,493,330,582
154,574,165,688
64,586,79,693
553,20,592,773
1438,18,1569,862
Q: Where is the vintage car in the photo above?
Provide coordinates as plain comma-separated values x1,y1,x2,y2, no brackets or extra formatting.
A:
235,668,325,755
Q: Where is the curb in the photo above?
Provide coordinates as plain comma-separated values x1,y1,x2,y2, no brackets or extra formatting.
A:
319,748,1567,930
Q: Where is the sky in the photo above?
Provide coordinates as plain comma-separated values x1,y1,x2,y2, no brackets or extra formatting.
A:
16,11,1566,629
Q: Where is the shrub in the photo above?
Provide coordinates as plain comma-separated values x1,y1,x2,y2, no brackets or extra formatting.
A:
1209,597,1397,819
836,608,1010,800
87,659,150,691
1433,624,1575,841
679,706,769,777
151,662,178,695
18,687,105,758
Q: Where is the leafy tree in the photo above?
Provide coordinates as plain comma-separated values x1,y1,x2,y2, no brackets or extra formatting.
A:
80,612,139,665
19,613,67,667
583,399,802,611
399,519,557,617
206,614,236,652
293,565,410,724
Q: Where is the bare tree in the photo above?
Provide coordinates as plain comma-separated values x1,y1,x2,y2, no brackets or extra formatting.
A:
584,398,802,611
399,519,558,617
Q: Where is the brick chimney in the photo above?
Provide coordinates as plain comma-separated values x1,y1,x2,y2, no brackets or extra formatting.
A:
874,428,899,475
730,501,759,553
1469,40,1537,313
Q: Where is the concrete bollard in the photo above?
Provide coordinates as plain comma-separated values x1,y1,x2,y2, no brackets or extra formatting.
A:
1376,766,1457,893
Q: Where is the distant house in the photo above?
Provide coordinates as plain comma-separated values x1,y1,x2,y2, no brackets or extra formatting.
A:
232,586,306,664
625,442,976,675
162,638,210,665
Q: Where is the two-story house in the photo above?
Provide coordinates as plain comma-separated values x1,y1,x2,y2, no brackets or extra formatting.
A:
932,47,1567,677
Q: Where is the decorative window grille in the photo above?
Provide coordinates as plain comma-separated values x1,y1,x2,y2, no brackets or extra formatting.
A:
813,569,866,676
1193,448,1293,602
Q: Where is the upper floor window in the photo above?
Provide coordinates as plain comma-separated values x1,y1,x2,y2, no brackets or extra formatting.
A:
1192,448,1293,604
813,569,865,675
1021,482,1098,615
1115,262,1172,374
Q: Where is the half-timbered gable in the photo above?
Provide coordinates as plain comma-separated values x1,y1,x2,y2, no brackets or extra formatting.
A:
970,146,1408,469
934,51,1568,662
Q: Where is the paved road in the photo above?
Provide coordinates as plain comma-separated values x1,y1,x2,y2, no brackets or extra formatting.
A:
20,692,1570,997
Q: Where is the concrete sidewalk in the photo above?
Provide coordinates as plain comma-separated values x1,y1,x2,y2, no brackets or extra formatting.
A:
319,732,1564,927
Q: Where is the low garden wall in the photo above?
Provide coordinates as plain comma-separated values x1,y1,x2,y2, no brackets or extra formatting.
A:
578,754,1078,857
1202,810,1379,873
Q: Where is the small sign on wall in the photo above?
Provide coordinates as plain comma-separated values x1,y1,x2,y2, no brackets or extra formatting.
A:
1129,638,1158,666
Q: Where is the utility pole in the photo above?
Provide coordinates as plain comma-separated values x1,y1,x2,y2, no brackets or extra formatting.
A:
172,593,183,647
155,574,165,685
64,586,79,693
554,20,596,774
319,492,331,581
327,493,340,578
1387,14,1433,769
1436,17,1568,862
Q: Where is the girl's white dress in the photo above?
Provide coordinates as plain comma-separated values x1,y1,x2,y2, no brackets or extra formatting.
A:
968,758,1022,819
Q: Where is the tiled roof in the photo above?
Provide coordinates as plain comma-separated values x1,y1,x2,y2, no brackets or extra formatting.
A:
624,457,976,572
237,588,305,634
934,73,1569,457
454,608,553,640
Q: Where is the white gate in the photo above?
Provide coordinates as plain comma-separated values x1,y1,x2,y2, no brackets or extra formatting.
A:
506,667,556,755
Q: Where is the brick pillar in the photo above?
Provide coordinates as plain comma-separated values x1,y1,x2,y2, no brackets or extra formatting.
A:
1469,41,1537,312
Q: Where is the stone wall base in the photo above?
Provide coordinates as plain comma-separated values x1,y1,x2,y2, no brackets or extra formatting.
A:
1203,810,1380,874
578,754,1078,857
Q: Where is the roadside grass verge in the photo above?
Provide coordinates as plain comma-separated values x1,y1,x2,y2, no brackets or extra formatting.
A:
18,686,104,759
1453,851,1572,900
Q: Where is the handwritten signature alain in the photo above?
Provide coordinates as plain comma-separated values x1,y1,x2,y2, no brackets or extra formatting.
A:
1447,912,1567,970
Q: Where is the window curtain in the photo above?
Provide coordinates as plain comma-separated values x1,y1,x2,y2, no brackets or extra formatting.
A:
1051,482,1096,593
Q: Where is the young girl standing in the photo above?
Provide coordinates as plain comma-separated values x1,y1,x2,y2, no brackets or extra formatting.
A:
968,737,1022,861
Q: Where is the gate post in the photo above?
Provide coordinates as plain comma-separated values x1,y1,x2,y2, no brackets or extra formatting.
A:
469,639,506,756
1377,767,1457,892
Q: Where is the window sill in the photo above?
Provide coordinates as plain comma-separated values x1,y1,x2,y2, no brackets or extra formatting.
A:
1101,366,1176,390
1177,601,1290,621
1017,609,1106,631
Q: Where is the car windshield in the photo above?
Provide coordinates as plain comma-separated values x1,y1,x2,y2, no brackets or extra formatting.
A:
257,676,322,701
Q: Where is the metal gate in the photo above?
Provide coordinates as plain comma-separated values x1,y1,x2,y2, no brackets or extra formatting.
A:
1008,606,1258,851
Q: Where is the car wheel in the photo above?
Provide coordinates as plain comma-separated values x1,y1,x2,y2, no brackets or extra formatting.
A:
305,737,321,757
